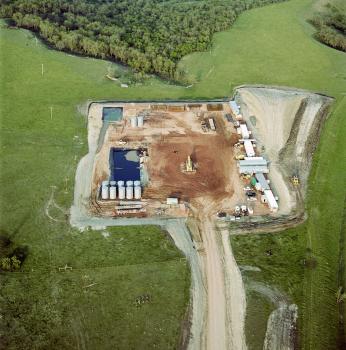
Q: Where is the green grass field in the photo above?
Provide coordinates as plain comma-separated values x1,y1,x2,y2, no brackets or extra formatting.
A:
0,0,346,348
0,25,190,350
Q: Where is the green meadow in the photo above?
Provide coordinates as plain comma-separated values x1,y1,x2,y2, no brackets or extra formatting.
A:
0,0,345,348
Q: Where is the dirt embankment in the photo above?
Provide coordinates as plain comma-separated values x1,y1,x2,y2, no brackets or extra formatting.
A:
235,86,332,219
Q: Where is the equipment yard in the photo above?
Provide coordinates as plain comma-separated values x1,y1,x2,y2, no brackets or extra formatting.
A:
71,87,332,350
85,101,273,220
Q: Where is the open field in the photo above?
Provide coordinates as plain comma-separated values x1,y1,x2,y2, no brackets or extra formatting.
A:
1,0,346,348
0,23,191,349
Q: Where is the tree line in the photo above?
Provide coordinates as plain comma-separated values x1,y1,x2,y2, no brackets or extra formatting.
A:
1,0,286,81
310,0,346,52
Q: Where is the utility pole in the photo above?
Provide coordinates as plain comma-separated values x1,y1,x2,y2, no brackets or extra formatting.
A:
41,63,44,76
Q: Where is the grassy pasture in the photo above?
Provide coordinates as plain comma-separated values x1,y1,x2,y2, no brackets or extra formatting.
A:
0,0,346,348
0,25,190,350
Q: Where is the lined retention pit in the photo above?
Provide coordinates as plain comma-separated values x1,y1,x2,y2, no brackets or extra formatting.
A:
102,107,123,122
109,148,140,182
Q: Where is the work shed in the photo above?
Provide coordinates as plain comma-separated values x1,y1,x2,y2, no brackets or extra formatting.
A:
238,158,268,174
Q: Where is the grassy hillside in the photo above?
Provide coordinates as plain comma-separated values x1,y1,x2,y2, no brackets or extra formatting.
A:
0,0,345,348
0,25,190,350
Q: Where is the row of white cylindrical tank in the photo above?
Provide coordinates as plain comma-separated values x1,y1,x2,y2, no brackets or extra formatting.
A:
130,115,144,128
101,180,141,200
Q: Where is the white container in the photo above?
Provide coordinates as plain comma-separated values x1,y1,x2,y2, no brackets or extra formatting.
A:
118,186,126,199
126,180,133,187
137,116,144,127
101,186,109,200
134,180,141,186
102,180,110,187
134,186,141,199
117,180,125,187
130,117,137,127
126,186,133,200
109,186,117,200
110,180,117,186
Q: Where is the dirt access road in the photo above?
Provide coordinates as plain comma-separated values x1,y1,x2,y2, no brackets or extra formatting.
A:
185,199,247,350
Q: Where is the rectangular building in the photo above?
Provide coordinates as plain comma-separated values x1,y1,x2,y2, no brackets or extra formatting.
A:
239,124,250,139
255,172,270,191
229,101,240,115
264,189,278,212
238,157,268,174
208,118,216,131
244,140,255,157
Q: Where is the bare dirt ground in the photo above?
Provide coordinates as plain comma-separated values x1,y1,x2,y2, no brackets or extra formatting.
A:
188,196,247,350
145,131,236,200
236,86,332,216
70,86,331,350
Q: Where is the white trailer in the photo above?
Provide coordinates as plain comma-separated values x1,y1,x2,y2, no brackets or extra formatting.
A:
244,140,255,157
239,124,250,139
264,189,278,212
208,118,216,131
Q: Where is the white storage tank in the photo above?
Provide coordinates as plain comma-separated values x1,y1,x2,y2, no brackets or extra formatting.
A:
102,180,110,187
109,186,117,200
110,180,117,186
130,117,137,127
101,186,109,200
118,186,126,199
126,180,133,187
134,180,141,186
134,186,142,199
126,186,133,200
137,115,144,127
117,180,125,187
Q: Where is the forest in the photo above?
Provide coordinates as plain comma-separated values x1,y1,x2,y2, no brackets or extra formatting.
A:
310,0,346,52
1,0,286,81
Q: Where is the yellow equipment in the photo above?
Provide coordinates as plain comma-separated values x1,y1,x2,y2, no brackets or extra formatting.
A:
186,156,194,172
291,175,299,186
235,154,245,160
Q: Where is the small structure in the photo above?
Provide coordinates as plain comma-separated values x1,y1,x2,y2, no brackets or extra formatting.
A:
239,124,250,139
167,197,179,206
182,155,196,173
263,189,278,212
134,186,142,199
130,117,137,128
208,118,216,131
137,115,144,127
244,140,255,157
186,156,193,172
126,186,134,200
255,173,270,191
101,186,109,200
109,186,117,199
118,186,126,199
229,101,240,116
238,158,268,174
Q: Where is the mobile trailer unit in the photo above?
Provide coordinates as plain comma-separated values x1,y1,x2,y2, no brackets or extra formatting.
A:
264,189,278,212
229,101,240,116
208,118,216,131
255,173,270,191
244,140,255,157
239,124,250,139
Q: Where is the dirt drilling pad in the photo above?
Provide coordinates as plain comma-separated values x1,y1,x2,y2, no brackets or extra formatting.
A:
85,101,270,219
69,87,332,350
